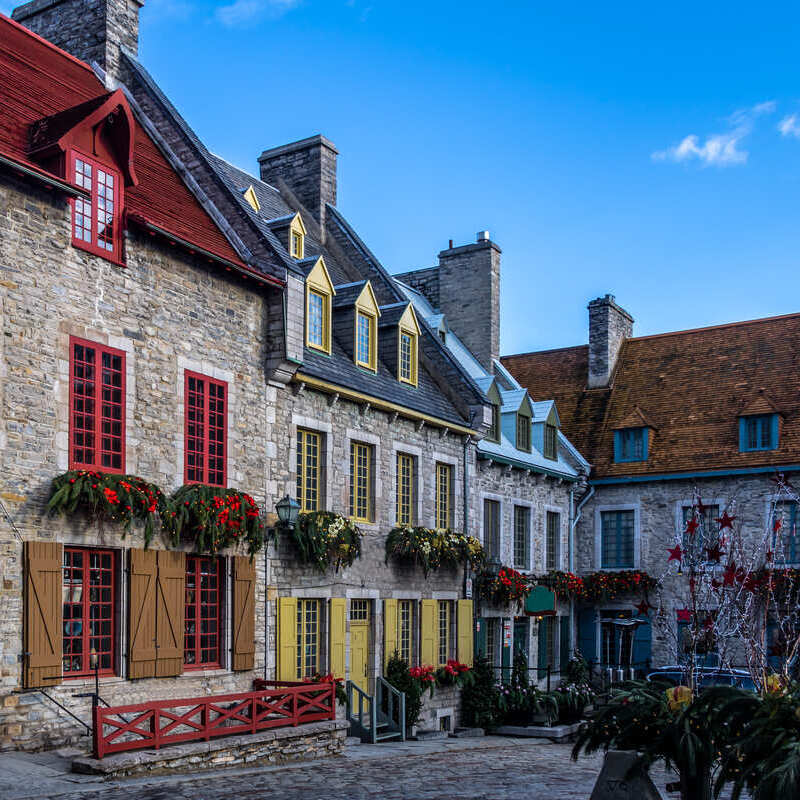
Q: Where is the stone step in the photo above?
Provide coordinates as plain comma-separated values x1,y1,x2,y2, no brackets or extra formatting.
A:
412,729,448,741
344,736,362,747
450,727,485,738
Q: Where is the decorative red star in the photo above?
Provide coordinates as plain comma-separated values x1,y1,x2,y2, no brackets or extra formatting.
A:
668,545,683,563
766,550,774,562
697,497,707,515
676,608,692,622
773,518,783,534
722,562,737,587
635,599,654,616
684,517,700,537
705,543,725,563
716,512,736,530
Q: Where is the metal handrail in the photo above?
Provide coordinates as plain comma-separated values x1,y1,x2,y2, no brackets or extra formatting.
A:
376,677,406,742
346,680,377,744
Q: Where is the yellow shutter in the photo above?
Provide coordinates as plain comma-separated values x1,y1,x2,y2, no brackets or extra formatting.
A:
24,541,63,688
383,599,398,669
277,597,298,681
420,599,436,665
329,598,346,680
457,599,474,667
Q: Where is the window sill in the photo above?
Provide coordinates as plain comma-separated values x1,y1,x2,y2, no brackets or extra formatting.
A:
180,667,232,678
72,239,126,268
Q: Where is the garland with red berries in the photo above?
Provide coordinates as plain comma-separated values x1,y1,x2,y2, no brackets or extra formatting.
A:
476,565,531,607
538,569,657,602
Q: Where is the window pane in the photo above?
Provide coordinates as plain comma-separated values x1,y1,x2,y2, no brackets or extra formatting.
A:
546,511,560,571
484,499,500,559
601,510,635,568
356,313,371,365
436,464,452,529
308,292,324,347
396,453,414,525
350,443,370,520
514,506,530,569
297,430,320,513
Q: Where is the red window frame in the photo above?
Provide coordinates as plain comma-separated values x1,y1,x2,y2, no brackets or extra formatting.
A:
69,149,124,263
184,556,223,671
69,337,126,473
62,547,117,679
184,371,228,486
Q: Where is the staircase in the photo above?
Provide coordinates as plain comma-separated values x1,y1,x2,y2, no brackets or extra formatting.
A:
346,678,406,744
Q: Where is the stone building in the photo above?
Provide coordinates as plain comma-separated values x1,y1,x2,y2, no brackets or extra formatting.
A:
396,242,589,683
504,295,800,671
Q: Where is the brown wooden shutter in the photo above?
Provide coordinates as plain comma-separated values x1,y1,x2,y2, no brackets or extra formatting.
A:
155,550,185,677
128,549,157,679
24,541,63,688
232,556,256,671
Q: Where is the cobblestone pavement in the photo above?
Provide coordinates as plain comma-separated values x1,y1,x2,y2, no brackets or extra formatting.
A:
3,737,697,800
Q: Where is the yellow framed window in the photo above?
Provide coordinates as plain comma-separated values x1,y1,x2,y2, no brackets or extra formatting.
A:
398,600,414,664
438,600,451,667
296,429,321,513
307,289,328,351
296,599,321,678
356,311,376,370
396,453,414,525
291,229,304,259
516,414,531,451
435,463,452,529
350,442,371,522
399,329,417,385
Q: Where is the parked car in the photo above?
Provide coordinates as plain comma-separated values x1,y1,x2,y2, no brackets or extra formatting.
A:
646,666,756,691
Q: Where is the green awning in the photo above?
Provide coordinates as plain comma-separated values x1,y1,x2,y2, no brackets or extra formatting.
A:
525,585,556,616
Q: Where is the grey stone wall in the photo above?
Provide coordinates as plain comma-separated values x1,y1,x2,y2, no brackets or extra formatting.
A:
587,294,633,389
437,236,501,374
0,172,276,750
258,136,338,228
12,0,143,81
394,266,440,310
575,474,781,666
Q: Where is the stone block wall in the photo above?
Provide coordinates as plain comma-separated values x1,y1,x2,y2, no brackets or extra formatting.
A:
0,173,277,750
587,294,633,389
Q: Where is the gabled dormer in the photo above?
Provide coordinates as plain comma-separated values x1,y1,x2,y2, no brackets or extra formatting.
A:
532,401,561,461
378,302,421,386
304,256,335,354
500,390,533,453
738,391,780,452
486,380,502,442
265,211,306,259
242,185,260,212
28,89,138,265
612,406,653,463
333,280,381,372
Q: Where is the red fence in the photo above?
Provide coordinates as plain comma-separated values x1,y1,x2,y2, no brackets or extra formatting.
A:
93,681,336,759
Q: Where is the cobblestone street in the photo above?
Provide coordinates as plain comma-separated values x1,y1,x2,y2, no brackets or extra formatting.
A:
1,737,692,800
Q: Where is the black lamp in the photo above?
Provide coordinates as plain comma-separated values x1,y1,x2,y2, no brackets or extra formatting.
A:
275,495,300,528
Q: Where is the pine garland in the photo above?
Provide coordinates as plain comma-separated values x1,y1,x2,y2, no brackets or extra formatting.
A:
385,525,485,576
289,511,363,572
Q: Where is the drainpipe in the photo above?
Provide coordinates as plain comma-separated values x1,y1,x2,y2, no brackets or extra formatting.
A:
569,479,594,655
463,435,472,535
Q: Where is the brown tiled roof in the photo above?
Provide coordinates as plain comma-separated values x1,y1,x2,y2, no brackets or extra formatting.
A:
501,313,800,478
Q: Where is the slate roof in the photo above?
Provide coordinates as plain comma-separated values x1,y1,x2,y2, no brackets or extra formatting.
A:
0,15,252,274
502,312,800,479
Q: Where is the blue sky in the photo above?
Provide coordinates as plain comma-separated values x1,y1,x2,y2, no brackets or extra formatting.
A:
9,0,800,354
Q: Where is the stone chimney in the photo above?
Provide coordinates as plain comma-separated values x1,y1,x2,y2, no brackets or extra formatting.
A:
587,294,633,388
12,0,143,81
258,135,338,227
437,232,501,373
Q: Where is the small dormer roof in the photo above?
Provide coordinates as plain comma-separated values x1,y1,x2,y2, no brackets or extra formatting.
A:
305,256,335,295
500,389,531,415
333,280,380,316
242,185,260,212
612,405,656,431
532,400,560,427
739,390,780,418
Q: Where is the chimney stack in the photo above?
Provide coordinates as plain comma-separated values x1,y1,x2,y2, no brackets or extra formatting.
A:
12,0,144,81
437,231,501,373
258,135,338,228
587,294,633,388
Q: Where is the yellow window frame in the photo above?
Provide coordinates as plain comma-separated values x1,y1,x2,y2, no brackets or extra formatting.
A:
290,213,306,260
355,310,377,371
398,327,418,386
396,452,414,525
438,600,451,667
398,599,414,664
350,441,372,522
296,429,321,513
306,289,329,352
296,598,321,678
435,462,452,529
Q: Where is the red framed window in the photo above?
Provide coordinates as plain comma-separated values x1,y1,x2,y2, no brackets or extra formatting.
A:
185,371,227,486
184,556,222,670
62,548,116,678
69,337,126,473
70,150,123,261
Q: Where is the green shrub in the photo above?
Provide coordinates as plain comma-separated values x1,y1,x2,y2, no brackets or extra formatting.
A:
460,655,502,729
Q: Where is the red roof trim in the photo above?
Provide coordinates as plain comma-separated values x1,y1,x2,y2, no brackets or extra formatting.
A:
0,148,88,196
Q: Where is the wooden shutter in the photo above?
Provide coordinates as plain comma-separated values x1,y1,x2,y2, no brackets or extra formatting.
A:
128,549,157,679
420,599,436,666
24,541,63,688
232,556,256,671
329,598,346,679
383,599,398,670
155,550,184,677
457,599,474,667
277,597,297,681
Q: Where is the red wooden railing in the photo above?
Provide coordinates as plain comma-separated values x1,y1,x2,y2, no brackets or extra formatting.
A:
93,681,336,759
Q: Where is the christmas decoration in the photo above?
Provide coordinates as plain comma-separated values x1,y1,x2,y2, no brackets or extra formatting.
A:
384,525,484,576
475,565,530,607
289,511,363,572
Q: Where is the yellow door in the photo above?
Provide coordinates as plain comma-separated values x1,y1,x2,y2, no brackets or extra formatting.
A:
350,600,370,693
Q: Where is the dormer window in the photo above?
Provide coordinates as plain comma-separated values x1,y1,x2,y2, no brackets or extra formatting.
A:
399,329,417,384
489,404,500,442
356,311,376,369
516,413,531,452
305,257,335,354
243,185,260,212
740,414,778,452
544,423,558,460
348,282,380,372
290,214,306,259
614,427,648,463
71,152,122,260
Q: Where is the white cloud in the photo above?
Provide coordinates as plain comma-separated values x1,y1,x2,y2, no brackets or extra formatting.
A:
652,100,776,167
779,114,800,139
215,0,301,26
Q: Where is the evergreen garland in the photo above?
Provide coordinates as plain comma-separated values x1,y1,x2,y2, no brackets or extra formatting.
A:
289,511,363,572
385,525,485,576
